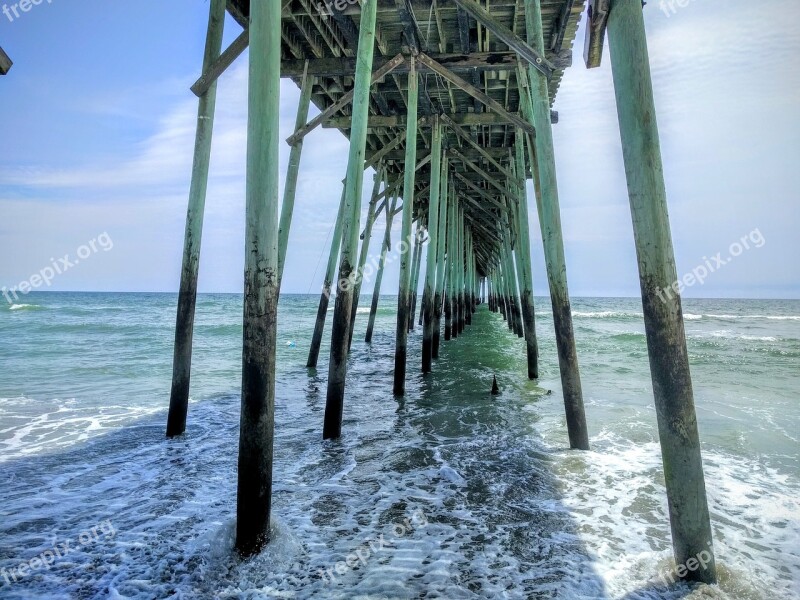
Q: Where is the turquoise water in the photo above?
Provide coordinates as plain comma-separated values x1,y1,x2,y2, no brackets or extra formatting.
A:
0,293,798,599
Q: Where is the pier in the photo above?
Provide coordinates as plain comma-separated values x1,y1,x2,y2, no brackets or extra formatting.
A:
163,0,717,583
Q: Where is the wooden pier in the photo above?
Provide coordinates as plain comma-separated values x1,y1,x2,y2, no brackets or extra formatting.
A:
161,0,718,584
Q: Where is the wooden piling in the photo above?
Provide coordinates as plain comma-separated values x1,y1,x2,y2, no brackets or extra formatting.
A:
444,188,456,341
277,65,313,286
365,194,399,343
392,56,419,396
422,117,443,373
306,187,346,369
432,158,450,359
323,0,379,439
513,132,539,379
236,0,281,556
522,0,589,450
166,0,226,438
408,218,423,332
348,168,384,349
607,0,717,582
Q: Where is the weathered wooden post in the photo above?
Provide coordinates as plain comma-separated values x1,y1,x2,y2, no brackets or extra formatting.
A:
236,0,281,555
166,0,226,438
607,0,717,583
432,162,450,358
422,117,443,372
277,65,313,286
324,0,379,439
307,187,346,369
466,230,475,323
408,217,424,332
444,187,456,341
393,56,419,396
513,132,539,379
457,205,466,334
348,167,384,349
365,194,399,343
521,0,589,450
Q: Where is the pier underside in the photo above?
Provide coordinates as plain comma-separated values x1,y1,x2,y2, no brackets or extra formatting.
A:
161,0,719,584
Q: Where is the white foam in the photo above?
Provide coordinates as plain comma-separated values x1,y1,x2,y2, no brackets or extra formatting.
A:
8,303,40,310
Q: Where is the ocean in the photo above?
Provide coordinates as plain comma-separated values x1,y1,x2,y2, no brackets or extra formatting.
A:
0,293,797,599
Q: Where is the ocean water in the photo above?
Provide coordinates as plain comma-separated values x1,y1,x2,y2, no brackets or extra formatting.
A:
0,292,797,599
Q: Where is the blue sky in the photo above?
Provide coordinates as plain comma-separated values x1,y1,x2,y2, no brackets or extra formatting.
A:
0,0,798,298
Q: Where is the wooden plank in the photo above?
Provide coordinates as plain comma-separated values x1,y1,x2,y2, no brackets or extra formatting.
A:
452,0,554,78
191,28,249,97
0,46,12,76
416,53,536,136
286,53,404,146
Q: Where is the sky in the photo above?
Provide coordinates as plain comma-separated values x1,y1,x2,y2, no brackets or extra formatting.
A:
0,0,798,298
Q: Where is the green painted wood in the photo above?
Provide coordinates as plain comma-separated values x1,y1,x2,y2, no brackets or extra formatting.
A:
444,187,456,341
422,117,443,373
306,186,346,369
324,0,379,439
393,56,419,396
278,65,314,287
608,0,717,583
166,0,226,438
432,159,450,359
408,218,424,332
236,0,281,556
521,0,589,450
348,167,385,350
513,132,539,379
365,194,399,343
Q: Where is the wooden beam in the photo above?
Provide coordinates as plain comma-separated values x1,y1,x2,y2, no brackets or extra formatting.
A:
281,52,522,78
395,0,421,55
452,0,554,78
0,46,12,76
416,53,535,136
225,0,248,28
192,28,249,97
365,130,406,170
454,171,506,212
584,0,610,69
323,110,555,129
382,146,508,162
441,113,520,184
450,148,517,199
550,0,577,54
286,53,404,146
